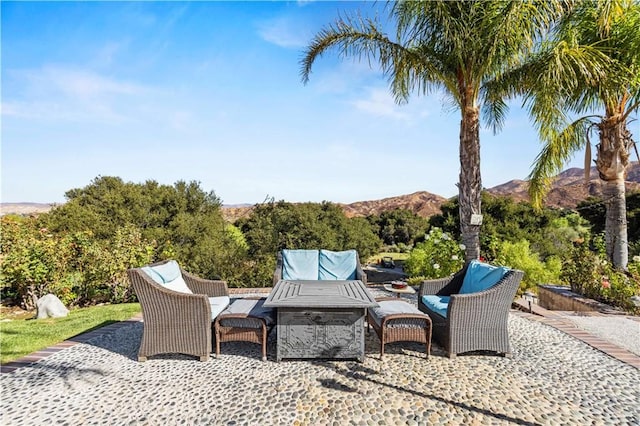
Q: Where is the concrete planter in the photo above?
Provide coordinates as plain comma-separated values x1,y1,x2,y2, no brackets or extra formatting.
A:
538,284,623,314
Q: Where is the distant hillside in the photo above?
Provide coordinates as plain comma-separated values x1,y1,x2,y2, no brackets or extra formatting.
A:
220,191,447,222
486,163,640,208
4,163,639,219
0,203,55,216
339,191,447,218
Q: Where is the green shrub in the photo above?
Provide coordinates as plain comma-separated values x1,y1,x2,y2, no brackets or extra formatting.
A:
406,276,429,286
1,216,154,308
404,228,465,279
1,217,74,309
562,243,640,314
494,239,562,295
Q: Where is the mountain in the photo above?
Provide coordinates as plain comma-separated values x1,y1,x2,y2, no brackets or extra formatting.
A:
486,163,640,208
219,191,447,222
0,203,56,216
3,163,639,219
339,191,447,218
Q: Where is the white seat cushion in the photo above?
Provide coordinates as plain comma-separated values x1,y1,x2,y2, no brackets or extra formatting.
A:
209,296,231,320
162,276,193,294
369,300,426,327
218,298,275,328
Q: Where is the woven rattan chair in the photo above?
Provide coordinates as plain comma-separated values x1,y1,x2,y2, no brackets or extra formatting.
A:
128,260,229,362
417,263,524,358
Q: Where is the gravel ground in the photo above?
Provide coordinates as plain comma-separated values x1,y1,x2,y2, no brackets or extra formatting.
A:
560,313,640,356
1,292,638,426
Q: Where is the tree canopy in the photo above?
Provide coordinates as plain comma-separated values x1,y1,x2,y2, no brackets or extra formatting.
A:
301,0,566,261
44,176,247,282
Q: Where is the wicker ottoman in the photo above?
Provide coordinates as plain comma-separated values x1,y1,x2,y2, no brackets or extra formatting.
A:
214,297,275,361
367,297,432,359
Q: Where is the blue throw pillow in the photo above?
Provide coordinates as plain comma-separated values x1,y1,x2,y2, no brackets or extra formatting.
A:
459,260,509,294
282,249,319,280
318,249,357,280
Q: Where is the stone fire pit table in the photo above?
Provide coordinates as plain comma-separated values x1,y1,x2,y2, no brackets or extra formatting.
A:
264,280,378,362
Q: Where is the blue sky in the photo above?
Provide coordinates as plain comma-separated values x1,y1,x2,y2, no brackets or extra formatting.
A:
1,1,586,205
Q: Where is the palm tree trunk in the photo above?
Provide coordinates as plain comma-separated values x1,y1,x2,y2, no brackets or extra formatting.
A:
596,118,631,271
459,105,482,262
602,180,627,270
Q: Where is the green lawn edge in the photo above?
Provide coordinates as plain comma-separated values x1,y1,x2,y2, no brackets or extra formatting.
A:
0,303,141,364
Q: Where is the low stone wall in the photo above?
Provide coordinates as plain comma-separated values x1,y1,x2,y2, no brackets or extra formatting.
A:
538,284,619,313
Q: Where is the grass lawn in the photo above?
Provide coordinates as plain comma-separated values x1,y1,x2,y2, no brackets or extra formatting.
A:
367,252,409,263
0,303,140,364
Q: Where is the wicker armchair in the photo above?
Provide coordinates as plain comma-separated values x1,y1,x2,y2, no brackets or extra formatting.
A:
417,263,524,358
128,260,229,362
273,249,367,285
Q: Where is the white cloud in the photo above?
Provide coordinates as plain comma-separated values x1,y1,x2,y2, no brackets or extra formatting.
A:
310,60,379,94
257,17,311,49
91,41,130,68
3,66,153,123
30,66,148,99
351,87,410,120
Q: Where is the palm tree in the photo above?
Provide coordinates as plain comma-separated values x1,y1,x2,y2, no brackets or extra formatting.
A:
301,1,564,262
514,0,640,270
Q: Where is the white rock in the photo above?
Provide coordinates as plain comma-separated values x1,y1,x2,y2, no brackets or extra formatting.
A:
36,294,69,319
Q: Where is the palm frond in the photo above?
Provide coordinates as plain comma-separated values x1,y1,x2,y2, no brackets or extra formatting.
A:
300,15,395,84
480,94,507,134
300,13,453,106
528,117,594,209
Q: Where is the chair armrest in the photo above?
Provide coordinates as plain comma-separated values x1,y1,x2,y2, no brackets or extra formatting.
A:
273,252,283,285
182,270,229,297
355,261,367,284
418,276,455,297
447,270,523,322
418,265,468,297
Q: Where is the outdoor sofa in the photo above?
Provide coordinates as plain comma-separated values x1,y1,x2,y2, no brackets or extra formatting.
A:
418,260,524,358
273,249,367,285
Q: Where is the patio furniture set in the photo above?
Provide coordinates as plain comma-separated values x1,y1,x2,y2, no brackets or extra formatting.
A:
127,249,523,363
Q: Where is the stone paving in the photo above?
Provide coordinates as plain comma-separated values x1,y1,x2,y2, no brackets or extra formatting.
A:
1,290,639,425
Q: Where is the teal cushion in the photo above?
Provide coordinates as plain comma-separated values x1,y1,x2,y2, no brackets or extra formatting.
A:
141,266,164,284
144,260,181,283
142,261,192,294
318,249,357,280
422,295,450,318
459,260,509,294
282,249,319,280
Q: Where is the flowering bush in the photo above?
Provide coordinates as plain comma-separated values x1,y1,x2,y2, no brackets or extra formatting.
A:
561,242,640,314
404,228,465,279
